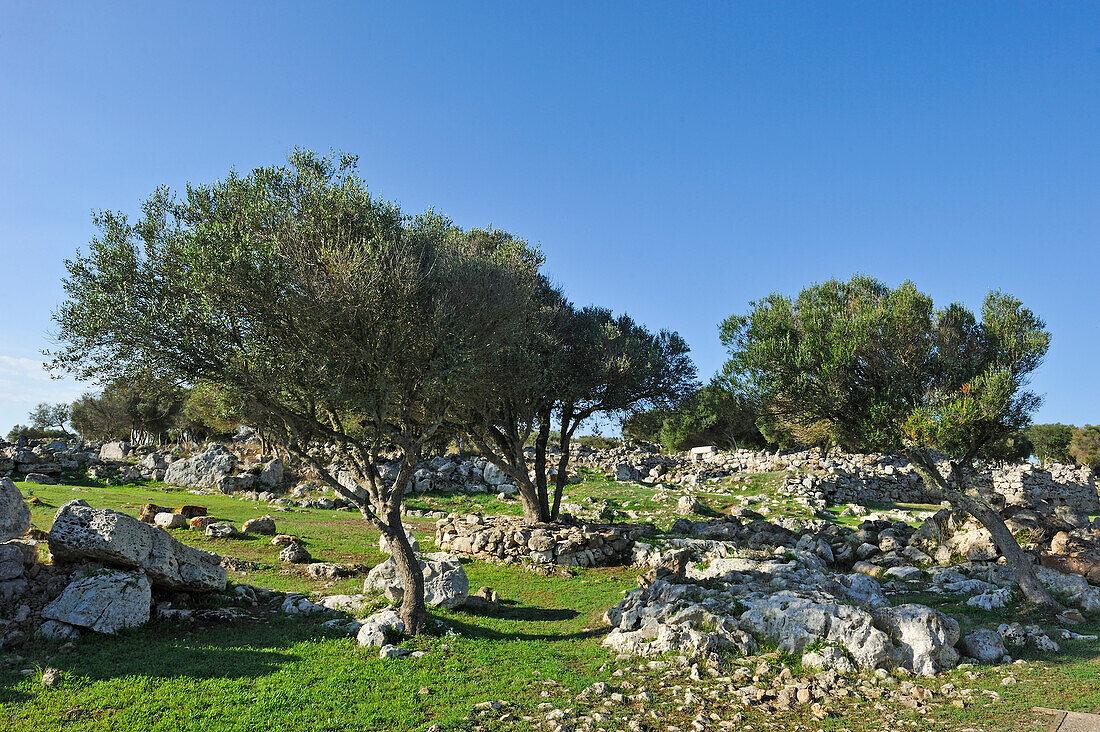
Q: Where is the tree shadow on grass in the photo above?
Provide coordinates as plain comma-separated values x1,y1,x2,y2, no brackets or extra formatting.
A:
25,618,319,685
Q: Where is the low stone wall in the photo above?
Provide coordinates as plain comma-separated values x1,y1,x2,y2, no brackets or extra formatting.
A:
572,444,1100,513
435,514,654,568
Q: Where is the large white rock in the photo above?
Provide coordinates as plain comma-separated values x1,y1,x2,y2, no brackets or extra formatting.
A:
873,604,960,676
739,591,892,670
258,458,284,488
356,608,405,647
364,551,468,609
48,500,226,591
961,628,1005,663
482,463,509,486
0,477,31,542
164,444,237,489
99,441,131,461
42,569,151,634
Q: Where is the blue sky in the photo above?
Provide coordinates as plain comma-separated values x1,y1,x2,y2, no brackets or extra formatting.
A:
1,2,1098,434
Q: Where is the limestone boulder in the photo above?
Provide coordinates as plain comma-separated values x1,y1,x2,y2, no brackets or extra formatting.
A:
164,444,237,489
48,499,226,591
0,540,36,581
42,569,151,634
0,478,31,542
873,604,960,676
154,513,188,530
99,441,131,461
364,552,468,609
242,516,277,535
482,463,509,486
961,629,1005,663
739,591,892,671
356,608,405,648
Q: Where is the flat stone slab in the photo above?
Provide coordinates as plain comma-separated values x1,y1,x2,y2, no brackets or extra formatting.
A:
1034,708,1100,731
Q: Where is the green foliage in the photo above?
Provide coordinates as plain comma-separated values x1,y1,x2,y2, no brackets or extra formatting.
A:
1069,425,1100,471
720,275,1050,461
624,382,763,452
26,402,71,436
70,375,185,443
1025,423,1076,466
5,425,70,442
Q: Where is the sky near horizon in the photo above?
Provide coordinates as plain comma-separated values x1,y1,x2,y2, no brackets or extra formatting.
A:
1,2,1098,436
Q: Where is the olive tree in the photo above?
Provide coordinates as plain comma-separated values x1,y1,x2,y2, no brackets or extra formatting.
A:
464,302,696,523
28,402,72,437
50,151,541,632
720,275,1058,608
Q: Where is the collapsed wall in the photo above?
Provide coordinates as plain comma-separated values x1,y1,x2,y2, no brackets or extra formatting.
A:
571,445,1100,513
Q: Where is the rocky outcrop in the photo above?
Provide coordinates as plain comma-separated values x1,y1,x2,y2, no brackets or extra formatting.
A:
603,550,962,677
164,443,237,490
48,500,226,592
364,552,468,609
0,478,31,542
41,568,151,634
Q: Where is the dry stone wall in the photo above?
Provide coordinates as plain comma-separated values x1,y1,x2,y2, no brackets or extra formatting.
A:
435,514,654,568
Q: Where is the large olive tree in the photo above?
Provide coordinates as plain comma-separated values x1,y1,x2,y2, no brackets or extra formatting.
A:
720,275,1058,608
50,151,541,632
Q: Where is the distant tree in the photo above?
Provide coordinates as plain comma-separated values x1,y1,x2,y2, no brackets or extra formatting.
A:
50,150,540,633
1025,423,1075,466
721,276,1059,608
464,302,696,522
656,382,762,452
621,407,669,445
176,382,247,442
6,424,69,442
28,402,72,436
69,375,184,444
1069,425,1100,471
70,389,131,442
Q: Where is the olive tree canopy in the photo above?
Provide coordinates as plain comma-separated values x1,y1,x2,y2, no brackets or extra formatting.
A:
50,150,543,632
720,275,1058,607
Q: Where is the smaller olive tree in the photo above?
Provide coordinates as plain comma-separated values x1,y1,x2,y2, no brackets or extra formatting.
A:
1025,423,1075,467
722,276,1058,608
51,151,541,633
28,402,72,437
463,302,696,523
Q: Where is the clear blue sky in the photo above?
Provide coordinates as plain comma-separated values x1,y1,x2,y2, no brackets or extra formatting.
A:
1,2,1098,435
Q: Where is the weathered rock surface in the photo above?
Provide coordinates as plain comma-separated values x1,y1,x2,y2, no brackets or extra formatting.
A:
961,628,1005,663
364,552,469,609
41,569,151,634
872,604,960,676
356,608,405,647
242,516,277,535
164,443,237,489
48,500,226,591
0,477,31,542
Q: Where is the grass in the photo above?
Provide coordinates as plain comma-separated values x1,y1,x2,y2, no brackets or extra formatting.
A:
6,477,1100,731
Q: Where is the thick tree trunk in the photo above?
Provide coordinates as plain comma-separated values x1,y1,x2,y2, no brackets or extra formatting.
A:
549,410,573,522
382,502,428,635
907,450,1060,609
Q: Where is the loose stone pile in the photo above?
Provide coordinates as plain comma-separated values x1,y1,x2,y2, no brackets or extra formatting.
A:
435,514,654,568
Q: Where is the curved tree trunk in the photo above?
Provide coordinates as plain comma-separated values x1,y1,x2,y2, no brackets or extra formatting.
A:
907,450,1060,609
383,503,428,635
